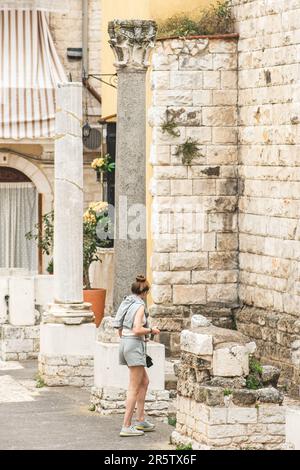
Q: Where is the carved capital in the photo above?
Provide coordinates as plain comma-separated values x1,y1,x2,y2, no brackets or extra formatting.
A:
108,19,157,71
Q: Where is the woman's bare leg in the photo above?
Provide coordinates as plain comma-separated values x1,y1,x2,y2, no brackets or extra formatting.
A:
136,369,149,422
123,366,144,427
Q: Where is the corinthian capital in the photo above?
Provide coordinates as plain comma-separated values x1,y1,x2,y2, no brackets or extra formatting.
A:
108,19,157,72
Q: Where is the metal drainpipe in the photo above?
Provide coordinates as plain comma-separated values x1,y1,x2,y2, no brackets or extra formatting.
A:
82,0,89,81
4,295,9,323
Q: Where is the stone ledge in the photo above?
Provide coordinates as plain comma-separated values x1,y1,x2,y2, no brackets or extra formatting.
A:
39,354,94,387
90,386,174,422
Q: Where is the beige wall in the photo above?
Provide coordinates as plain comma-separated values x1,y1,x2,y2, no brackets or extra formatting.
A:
101,0,215,118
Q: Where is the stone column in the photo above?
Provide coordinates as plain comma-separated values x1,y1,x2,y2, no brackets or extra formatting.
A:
39,83,95,387
108,20,157,310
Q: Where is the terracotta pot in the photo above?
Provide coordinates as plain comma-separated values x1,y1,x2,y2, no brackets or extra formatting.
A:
83,288,106,327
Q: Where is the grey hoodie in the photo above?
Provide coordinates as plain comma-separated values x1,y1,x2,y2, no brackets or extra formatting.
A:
113,294,149,330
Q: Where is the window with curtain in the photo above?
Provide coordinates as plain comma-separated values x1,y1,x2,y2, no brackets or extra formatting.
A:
0,182,38,271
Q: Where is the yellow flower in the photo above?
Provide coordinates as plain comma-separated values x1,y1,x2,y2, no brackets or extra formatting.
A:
91,157,105,169
83,210,96,224
89,201,108,213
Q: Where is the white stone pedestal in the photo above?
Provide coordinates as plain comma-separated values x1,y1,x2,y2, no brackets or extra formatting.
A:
39,322,96,387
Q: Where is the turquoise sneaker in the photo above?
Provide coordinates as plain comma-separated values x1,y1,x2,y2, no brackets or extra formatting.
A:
135,420,156,432
120,425,144,437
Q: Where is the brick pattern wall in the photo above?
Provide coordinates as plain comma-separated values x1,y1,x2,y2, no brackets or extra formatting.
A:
149,37,239,355
232,0,300,395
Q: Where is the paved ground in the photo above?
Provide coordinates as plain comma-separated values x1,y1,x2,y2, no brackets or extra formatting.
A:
0,361,175,450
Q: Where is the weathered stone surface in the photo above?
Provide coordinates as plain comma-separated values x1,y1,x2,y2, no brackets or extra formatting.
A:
180,330,213,356
213,345,249,377
261,365,280,388
232,389,257,406
209,376,246,389
256,387,284,405
191,314,211,329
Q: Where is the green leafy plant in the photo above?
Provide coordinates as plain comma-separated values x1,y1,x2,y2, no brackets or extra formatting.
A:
246,357,263,390
168,416,177,427
175,138,202,165
249,357,263,375
158,14,199,38
161,114,180,137
83,202,112,289
197,1,234,35
36,374,45,388
223,388,232,396
176,443,193,450
88,404,96,412
26,202,112,289
157,1,234,38
25,211,54,274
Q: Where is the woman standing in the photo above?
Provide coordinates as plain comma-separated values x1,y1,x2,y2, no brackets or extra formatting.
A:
114,275,160,437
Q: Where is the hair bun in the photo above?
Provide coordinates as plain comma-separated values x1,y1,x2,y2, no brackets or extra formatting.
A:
136,274,146,282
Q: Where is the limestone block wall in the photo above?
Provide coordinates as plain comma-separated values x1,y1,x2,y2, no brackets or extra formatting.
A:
149,36,239,355
232,0,300,395
172,318,286,450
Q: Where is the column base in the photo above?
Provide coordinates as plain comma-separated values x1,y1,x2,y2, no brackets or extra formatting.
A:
42,302,94,325
0,324,40,361
90,386,172,422
39,315,96,386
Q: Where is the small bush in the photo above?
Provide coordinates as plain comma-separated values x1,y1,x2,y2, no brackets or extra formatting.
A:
249,357,263,375
176,443,193,450
36,374,45,388
168,416,177,427
223,388,232,396
157,1,234,38
246,357,263,390
175,138,202,165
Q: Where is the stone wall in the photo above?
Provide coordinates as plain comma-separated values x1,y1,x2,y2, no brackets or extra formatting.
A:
149,36,239,355
172,317,287,450
0,325,40,361
232,0,300,395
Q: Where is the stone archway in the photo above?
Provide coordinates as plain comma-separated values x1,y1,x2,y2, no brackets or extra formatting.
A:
0,153,53,211
0,152,53,272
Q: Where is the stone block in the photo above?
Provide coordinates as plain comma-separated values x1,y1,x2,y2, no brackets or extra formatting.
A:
207,424,246,439
170,253,208,271
173,285,207,305
3,339,33,353
9,277,35,326
94,341,165,390
40,323,96,356
151,284,172,304
227,408,257,424
286,408,300,450
180,330,213,355
213,345,249,377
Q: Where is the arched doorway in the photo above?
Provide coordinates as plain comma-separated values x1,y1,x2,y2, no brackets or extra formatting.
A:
0,167,38,271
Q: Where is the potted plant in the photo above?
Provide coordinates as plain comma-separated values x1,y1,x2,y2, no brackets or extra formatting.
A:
91,153,115,182
25,202,112,327
82,201,112,327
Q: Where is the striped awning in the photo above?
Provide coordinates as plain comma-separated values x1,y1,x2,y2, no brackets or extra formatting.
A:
0,1,69,12
0,9,67,140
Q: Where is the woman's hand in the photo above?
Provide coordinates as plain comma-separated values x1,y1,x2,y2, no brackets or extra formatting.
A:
151,326,160,335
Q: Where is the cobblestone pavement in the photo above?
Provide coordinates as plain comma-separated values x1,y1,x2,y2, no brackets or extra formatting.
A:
0,361,175,450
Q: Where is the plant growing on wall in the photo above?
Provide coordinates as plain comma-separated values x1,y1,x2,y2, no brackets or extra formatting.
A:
157,1,234,38
161,110,180,137
175,137,202,165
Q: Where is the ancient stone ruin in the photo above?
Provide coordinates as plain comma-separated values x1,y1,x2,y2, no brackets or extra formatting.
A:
171,315,286,450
